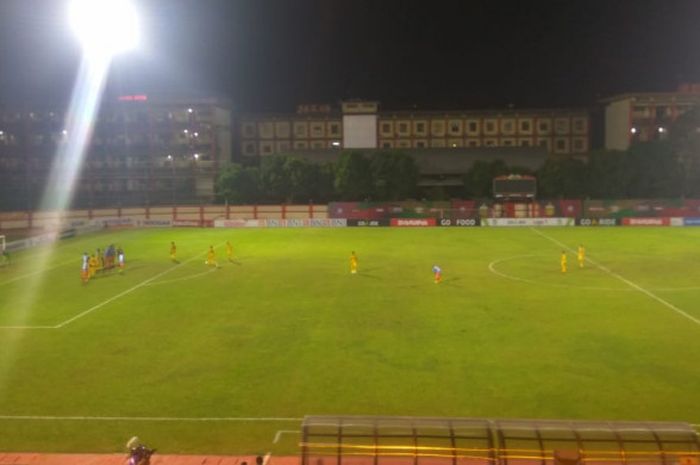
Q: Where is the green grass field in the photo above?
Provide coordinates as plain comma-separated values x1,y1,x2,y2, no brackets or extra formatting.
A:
1,226,700,454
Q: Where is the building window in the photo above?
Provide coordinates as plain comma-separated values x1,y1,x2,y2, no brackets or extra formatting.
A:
415,122,426,134
555,138,568,153
310,122,325,138
501,119,515,134
572,137,586,152
311,140,325,149
572,118,586,134
243,142,256,155
294,122,308,138
328,122,341,136
415,140,427,148
484,138,497,147
381,122,392,135
448,120,462,135
260,142,274,155
242,123,256,138
277,141,291,152
538,120,551,133
381,140,394,148
554,118,570,134
275,122,291,138
467,139,480,147
502,138,515,146
293,141,309,150
484,120,497,134
467,121,479,133
258,122,274,139
430,120,446,136
397,140,411,148
519,139,531,147
519,120,531,132
398,122,409,134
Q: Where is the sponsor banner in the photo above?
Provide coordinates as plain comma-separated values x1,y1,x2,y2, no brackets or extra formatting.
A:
136,219,172,228
671,217,684,227
215,219,249,228
347,219,390,227
172,219,202,227
59,228,76,239
584,199,700,218
576,217,618,227
6,231,59,253
390,218,437,227
216,218,346,228
481,217,575,227
436,218,480,227
98,217,135,228
683,217,700,226
621,217,670,226
264,218,346,228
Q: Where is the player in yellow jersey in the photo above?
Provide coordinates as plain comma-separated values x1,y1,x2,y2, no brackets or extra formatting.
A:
350,251,358,274
170,241,179,263
206,245,219,267
577,244,585,268
226,241,234,263
88,254,98,278
560,251,567,273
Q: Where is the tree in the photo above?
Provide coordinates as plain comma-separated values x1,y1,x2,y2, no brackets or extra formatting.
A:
370,151,419,200
669,107,700,197
215,164,260,204
259,156,292,202
536,158,586,198
334,151,373,200
462,160,509,197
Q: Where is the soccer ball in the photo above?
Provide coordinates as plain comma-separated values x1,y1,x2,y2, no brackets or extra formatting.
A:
204,261,207,264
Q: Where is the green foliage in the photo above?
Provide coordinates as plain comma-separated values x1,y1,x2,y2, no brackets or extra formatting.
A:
463,160,509,197
334,151,374,200
215,164,260,203
370,151,420,200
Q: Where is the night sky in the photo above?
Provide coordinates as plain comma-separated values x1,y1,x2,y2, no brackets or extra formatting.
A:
1,0,700,112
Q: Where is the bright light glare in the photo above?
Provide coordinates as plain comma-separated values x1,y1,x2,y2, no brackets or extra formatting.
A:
69,0,140,58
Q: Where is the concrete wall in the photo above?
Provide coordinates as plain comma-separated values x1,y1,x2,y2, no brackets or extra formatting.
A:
0,205,329,231
605,98,631,151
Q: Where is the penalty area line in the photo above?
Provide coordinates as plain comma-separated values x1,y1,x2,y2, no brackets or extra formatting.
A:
0,415,303,422
530,227,700,328
0,243,226,330
53,243,225,329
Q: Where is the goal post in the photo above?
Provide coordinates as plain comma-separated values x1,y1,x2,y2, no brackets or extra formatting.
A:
0,235,5,254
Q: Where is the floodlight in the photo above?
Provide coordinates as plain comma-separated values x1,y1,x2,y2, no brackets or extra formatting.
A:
167,155,173,160
69,0,140,58
193,153,199,160
630,127,637,134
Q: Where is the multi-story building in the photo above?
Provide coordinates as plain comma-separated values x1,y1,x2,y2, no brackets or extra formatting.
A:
603,84,700,151
0,94,231,210
237,103,344,157
236,101,590,157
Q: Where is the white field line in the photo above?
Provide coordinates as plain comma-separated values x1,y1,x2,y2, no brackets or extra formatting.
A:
530,227,700,327
145,268,216,287
0,415,302,422
0,257,76,287
273,430,301,444
53,244,224,329
0,244,224,330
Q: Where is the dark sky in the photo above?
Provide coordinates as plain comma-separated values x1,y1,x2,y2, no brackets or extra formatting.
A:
1,0,700,112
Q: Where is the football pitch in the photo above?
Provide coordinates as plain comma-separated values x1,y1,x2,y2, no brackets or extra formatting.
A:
1,226,700,454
